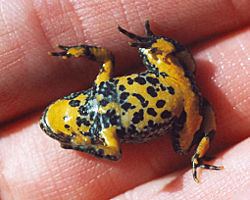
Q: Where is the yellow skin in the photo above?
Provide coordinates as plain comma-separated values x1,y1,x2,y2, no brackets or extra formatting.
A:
40,21,223,182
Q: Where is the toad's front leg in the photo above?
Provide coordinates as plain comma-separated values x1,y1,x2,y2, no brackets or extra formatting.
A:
49,44,114,84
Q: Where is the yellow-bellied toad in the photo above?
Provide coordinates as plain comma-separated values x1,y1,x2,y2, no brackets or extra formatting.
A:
40,21,223,182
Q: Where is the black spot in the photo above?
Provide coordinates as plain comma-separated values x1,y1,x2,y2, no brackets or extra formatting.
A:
146,77,159,86
106,155,119,161
98,81,116,97
84,46,96,61
64,124,70,129
76,117,91,127
82,119,91,126
103,109,120,127
100,99,109,107
121,102,132,111
127,77,133,85
97,149,104,156
148,120,154,127
134,76,146,85
167,86,175,95
119,85,126,91
161,110,171,119
142,100,149,108
78,106,88,116
83,132,91,136
132,93,149,107
156,100,166,108
130,105,136,109
147,108,157,117
120,92,129,100
156,88,160,92
110,115,119,125
99,81,105,88
160,84,167,91
69,100,80,107
86,147,95,155
153,68,160,76
132,109,144,124
146,86,157,97
89,112,95,120
160,72,168,78
113,79,119,85
102,117,110,129
127,124,137,134
132,93,144,103
63,116,68,120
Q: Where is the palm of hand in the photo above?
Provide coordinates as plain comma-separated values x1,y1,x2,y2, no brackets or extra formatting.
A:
0,1,249,199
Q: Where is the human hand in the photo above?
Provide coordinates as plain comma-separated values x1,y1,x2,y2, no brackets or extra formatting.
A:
0,1,249,199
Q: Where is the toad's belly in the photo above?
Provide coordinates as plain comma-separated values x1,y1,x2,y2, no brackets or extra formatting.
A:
117,117,175,143
113,72,184,143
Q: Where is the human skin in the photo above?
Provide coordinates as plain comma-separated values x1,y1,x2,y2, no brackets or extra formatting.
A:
0,0,249,199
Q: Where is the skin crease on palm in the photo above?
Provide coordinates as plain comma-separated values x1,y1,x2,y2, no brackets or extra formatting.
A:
0,0,249,199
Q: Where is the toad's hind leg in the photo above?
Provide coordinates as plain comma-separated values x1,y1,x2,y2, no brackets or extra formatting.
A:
191,101,224,183
61,127,121,161
49,44,114,84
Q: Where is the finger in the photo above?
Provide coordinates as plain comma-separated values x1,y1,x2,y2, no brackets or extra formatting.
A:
1,114,249,200
114,138,250,200
0,115,189,200
1,0,250,122
194,27,250,149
